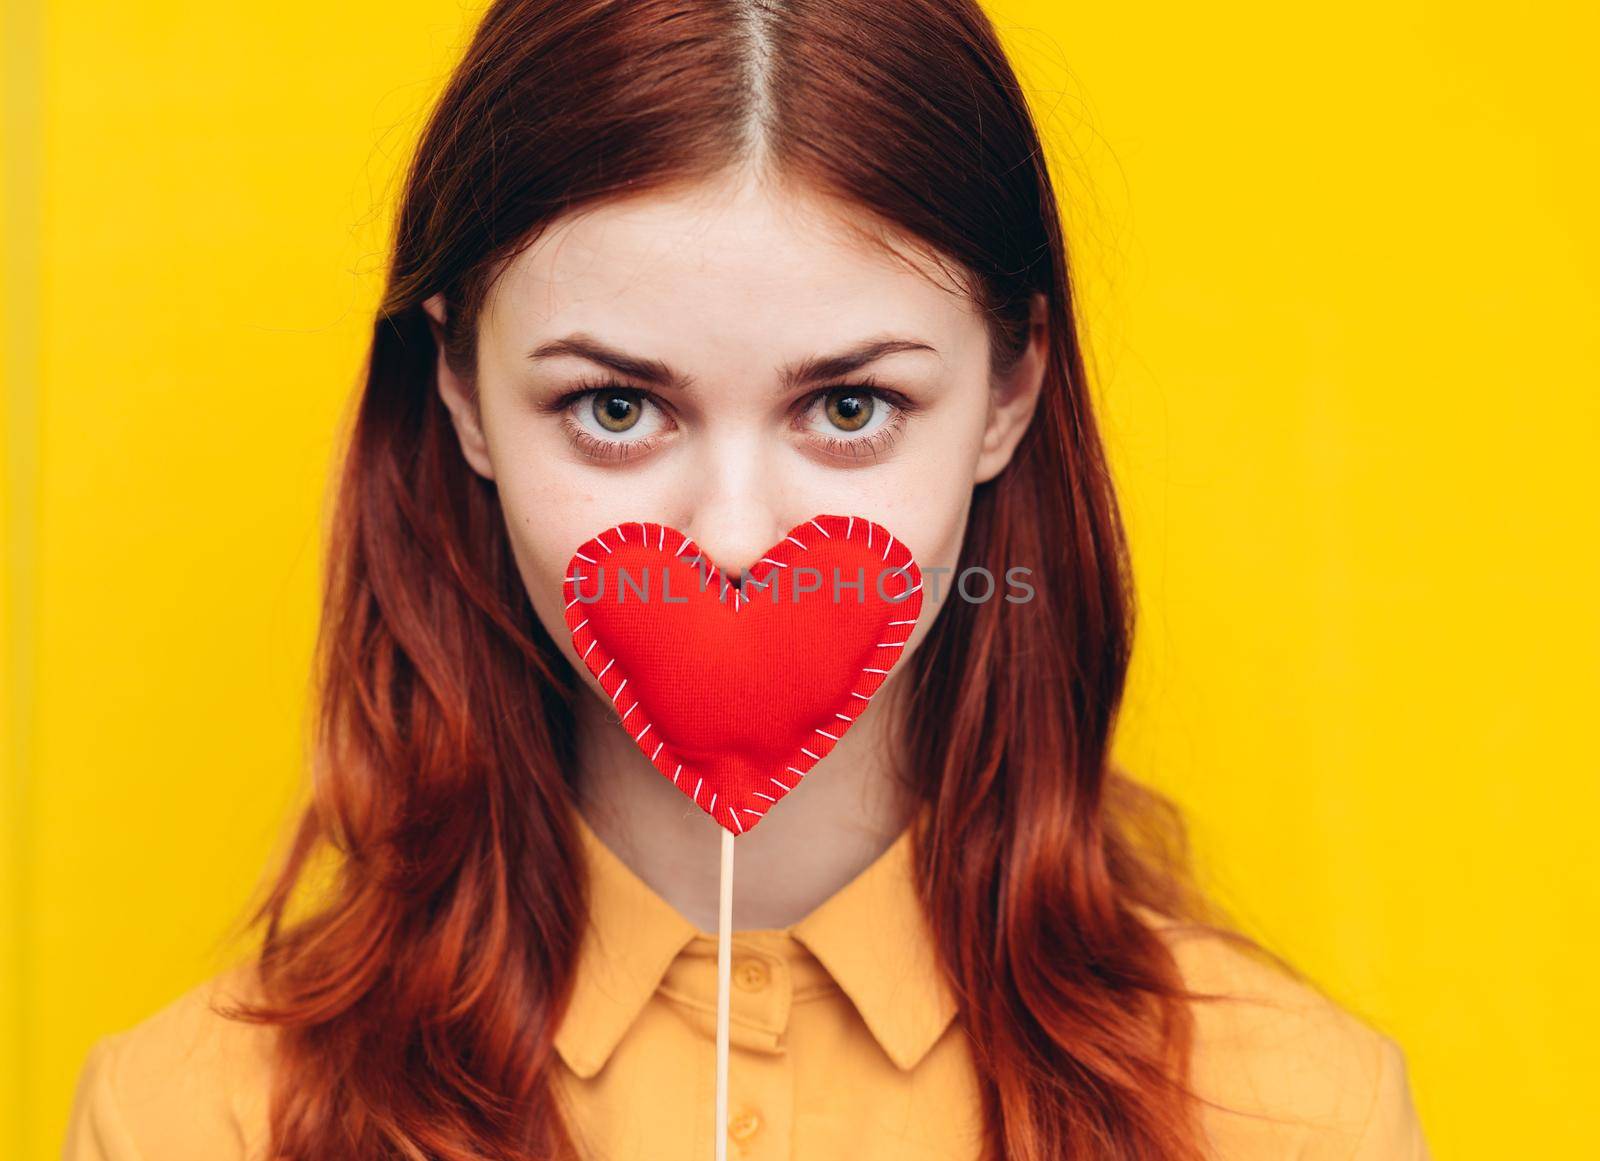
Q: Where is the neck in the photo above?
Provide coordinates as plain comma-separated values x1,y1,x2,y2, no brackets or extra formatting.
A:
571,675,917,933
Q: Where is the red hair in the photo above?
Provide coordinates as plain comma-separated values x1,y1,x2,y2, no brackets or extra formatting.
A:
222,1,1281,1156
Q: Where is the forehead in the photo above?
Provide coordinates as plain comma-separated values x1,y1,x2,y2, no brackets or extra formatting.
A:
480,174,982,365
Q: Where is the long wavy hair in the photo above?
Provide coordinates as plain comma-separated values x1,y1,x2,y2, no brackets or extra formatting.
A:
221,0,1283,1157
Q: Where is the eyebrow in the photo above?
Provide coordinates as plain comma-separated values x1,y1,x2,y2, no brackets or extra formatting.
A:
526,332,939,390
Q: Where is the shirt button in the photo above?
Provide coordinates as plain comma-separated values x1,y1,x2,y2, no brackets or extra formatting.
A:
733,957,771,991
729,1110,762,1141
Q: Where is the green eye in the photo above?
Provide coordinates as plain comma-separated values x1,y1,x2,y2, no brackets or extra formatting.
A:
824,389,874,432
592,391,642,433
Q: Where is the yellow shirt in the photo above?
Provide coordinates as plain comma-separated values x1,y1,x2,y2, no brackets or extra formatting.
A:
62,806,1433,1159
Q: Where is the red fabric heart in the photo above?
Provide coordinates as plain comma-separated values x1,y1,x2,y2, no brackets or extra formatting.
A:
562,514,923,836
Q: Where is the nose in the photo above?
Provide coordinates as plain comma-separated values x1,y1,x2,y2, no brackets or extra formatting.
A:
675,441,790,585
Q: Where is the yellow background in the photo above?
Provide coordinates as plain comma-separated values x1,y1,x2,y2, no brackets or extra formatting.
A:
5,1,1596,1155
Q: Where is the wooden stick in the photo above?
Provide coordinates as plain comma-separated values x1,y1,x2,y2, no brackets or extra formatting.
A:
715,826,734,1161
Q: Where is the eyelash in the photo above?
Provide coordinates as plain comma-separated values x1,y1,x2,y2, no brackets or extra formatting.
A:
546,373,918,464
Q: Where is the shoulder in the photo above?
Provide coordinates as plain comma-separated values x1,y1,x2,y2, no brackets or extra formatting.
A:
62,961,277,1161
1137,908,1433,1160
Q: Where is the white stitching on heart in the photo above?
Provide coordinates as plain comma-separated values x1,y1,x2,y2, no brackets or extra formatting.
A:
563,514,922,835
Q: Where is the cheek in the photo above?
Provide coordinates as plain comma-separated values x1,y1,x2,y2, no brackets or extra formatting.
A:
875,480,974,666
876,390,989,573
838,427,985,665
492,469,625,670
498,498,577,664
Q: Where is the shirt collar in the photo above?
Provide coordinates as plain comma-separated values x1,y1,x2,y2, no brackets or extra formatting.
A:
554,803,958,1078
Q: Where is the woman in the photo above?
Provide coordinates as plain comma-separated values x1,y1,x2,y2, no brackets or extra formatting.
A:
62,1,1432,1158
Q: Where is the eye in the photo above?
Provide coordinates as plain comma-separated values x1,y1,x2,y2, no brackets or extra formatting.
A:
544,374,918,466
555,381,673,462
821,388,878,433
592,390,644,433
799,380,914,462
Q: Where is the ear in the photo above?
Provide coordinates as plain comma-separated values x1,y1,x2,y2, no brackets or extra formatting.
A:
423,292,496,481
973,292,1048,485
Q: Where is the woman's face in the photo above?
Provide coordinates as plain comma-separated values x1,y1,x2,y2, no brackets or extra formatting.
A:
427,171,1045,702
